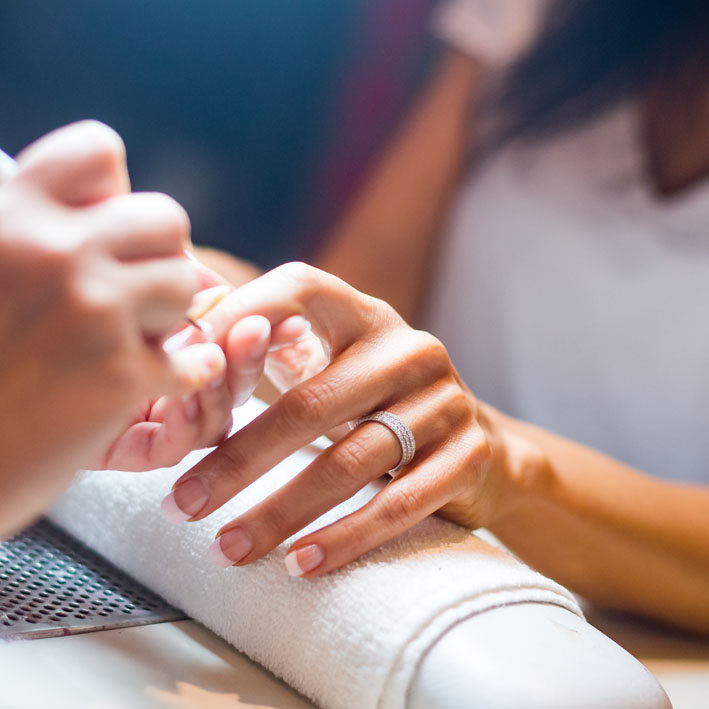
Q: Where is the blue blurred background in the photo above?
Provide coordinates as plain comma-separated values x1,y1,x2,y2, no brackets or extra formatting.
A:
0,0,437,267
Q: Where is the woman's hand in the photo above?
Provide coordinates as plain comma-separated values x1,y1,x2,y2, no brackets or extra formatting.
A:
161,263,514,575
0,121,218,535
95,267,313,472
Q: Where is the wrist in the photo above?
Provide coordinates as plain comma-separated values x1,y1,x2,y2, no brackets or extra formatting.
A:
478,403,556,529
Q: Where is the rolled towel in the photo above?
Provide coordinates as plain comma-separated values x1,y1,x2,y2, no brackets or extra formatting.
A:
50,398,582,709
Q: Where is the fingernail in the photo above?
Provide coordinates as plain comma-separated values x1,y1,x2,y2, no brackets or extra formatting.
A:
186,285,231,322
163,327,194,353
249,319,271,359
202,344,226,380
284,544,325,577
208,367,226,390
208,528,253,568
182,393,200,420
292,317,312,340
194,319,213,339
160,477,209,524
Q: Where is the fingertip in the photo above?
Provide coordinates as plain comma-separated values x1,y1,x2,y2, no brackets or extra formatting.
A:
284,543,326,577
169,342,227,394
227,315,271,361
160,490,192,525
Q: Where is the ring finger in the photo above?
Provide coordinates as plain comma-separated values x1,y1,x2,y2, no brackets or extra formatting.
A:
206,394,449,568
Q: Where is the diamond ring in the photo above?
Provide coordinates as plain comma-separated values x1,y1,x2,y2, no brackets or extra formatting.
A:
355,411,416,475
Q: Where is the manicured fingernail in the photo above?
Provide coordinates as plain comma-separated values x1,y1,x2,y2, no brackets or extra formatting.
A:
194,319,213,339
249,318,271,359
186,285,231,322
182,393,200,420
208,367,226,390
201,345,226,380
160,477,209,524
163,327,194,353
284,544,325,577
208,528,253,568
178,344,226,391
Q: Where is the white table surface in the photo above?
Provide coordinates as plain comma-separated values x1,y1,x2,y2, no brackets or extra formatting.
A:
1,612,707,708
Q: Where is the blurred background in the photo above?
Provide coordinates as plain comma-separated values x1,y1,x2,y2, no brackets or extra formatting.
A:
0,0,438,268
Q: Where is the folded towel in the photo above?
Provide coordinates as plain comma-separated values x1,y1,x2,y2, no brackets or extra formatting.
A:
50,398,582,709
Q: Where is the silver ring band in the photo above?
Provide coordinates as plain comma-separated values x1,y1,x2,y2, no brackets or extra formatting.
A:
355,411,416,475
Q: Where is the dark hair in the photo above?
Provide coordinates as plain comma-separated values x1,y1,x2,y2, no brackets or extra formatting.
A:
487,0,709,147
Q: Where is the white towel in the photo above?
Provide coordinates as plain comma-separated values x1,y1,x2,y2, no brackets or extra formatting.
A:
50,398,582,709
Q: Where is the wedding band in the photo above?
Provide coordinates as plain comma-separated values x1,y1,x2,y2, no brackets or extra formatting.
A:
355,411,416,475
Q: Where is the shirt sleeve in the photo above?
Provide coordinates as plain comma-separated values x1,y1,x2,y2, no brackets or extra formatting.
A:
431,0,549,67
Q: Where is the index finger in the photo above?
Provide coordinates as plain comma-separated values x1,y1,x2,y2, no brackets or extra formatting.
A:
193,262,391,357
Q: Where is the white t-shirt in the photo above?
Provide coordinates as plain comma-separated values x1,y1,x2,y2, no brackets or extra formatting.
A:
425,0,709,482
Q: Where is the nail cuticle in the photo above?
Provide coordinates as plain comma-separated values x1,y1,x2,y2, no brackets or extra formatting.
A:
284,544,325,577
160,477,209,524
208,527,253,568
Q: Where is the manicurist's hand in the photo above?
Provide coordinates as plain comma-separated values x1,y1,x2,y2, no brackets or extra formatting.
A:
161,263,513,576
0,121,219,536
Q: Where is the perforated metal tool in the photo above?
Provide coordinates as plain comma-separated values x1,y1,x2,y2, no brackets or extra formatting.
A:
0,519,186,640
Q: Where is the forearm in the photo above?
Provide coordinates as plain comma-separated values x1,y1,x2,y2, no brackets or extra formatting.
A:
316,50,483,323
488,407,709,633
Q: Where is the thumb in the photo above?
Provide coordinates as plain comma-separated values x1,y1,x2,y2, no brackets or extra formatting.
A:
163,343,227,396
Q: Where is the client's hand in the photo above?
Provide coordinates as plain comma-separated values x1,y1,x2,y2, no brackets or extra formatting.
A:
161,263,510,576
95,269,312,472
0,121,216,535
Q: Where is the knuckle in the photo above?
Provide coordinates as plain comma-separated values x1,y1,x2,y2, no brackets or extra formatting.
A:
271,261,326,305
322,438,371,490
277,379,335,432
414,330,451,370
381,485,421,529
259,501,293,540
395,330,452,384
144,192,191,248
461,422,493,469
368,295,406,329
337,516,370,552
440,384,473,429
212,440,251,486
273,261,318,287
